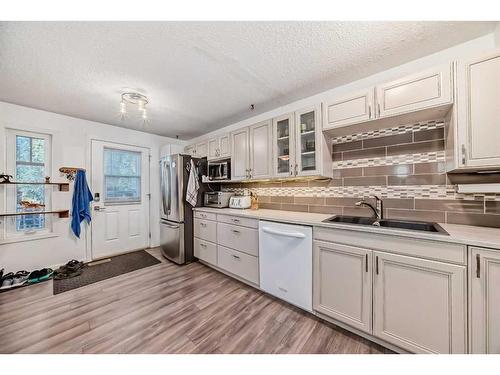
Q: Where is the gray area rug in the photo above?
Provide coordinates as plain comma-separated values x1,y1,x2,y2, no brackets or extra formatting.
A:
53,250,161,295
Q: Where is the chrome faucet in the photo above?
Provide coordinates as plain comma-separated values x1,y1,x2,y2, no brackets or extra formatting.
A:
355,195,384,220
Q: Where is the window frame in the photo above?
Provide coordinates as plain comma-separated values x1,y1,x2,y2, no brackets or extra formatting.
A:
103,147,142,205
4,129,52,239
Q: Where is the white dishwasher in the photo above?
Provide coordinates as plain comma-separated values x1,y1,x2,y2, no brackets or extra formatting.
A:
259,221,312,312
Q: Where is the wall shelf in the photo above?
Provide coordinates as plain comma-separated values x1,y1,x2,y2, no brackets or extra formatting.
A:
0,181,69,191
0,210,70,218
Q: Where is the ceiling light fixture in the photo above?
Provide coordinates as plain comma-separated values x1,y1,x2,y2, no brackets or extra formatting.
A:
119,92,150,126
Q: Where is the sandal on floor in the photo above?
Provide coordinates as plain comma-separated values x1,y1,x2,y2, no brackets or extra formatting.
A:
0,272,15,290
37,268,53,282
27,270,42,284
12,270,29,287
54,268,82,280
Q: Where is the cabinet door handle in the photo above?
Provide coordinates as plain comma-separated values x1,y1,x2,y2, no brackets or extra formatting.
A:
461,144,467,166
294,164,298,176
377,103,381,117
476,254,481,278
375,256,379,275
368,105,372,119
290,164,293,176
365,253,368,273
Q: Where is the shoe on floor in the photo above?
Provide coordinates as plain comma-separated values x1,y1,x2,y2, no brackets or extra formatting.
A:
0,272,15,290
12,270,29,287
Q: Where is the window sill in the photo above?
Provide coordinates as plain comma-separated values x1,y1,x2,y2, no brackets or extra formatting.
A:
0,232,59,245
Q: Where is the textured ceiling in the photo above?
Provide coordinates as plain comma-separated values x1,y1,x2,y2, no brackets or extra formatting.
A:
0,21,497,139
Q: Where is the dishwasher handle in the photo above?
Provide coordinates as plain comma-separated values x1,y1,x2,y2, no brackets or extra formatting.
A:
261,226,306,239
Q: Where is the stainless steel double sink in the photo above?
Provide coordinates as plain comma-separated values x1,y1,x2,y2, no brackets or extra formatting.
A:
323,215,448,235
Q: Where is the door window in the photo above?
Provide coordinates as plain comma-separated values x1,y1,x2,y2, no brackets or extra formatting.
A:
103,148,141,204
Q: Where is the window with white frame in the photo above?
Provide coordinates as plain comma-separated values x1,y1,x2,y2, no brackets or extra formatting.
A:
103,147,141,204
5,129,52,237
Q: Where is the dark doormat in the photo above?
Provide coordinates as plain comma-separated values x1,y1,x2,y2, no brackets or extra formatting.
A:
53,250,161,295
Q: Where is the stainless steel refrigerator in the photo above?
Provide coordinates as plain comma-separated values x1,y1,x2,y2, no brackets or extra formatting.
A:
159,154,212,264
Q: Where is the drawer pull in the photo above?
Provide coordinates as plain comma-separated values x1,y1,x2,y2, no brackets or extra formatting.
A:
200,222,207,227
231,254,241,260
200,243,207,248
231,229,241,234
232,218,240,223
200,213,206,218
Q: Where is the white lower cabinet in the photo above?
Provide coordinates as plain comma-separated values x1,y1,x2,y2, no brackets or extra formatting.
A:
470,247,500,353
194,238,217,266
313,241,372,333
373,251,467,353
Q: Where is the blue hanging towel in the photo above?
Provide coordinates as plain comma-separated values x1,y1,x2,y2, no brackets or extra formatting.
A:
71,169,93,238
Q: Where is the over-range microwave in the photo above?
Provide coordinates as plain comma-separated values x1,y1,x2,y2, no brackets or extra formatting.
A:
207,159,231,181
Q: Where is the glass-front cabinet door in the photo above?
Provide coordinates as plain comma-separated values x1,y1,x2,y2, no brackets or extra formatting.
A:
295,105,321,176
272,113,295,177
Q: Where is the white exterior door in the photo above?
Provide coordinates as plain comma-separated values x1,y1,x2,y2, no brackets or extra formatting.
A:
470,247,500,353
230,127,250,181
457,51,500,168
249,120,272,179
91,140,150,260
373,251,466,353
313,241,372,333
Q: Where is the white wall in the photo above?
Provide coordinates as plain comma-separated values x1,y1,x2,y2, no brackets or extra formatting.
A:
189,33,497,144
0,102,184,272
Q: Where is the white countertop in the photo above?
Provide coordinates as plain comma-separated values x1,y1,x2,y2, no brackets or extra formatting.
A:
193,207,500,250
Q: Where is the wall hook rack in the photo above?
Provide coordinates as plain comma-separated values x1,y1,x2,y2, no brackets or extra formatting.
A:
59,167,85,181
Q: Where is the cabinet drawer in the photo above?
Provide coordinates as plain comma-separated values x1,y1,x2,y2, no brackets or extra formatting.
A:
217,245,259,285
194,218,217,243
217,222,259,256
194,238,217,265
217,214,258,229
314,227,466,265
194,211,217,221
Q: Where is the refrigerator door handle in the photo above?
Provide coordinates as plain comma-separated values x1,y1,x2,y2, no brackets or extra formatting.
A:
160,160,169,216
161,219,179,229
167,161,172,214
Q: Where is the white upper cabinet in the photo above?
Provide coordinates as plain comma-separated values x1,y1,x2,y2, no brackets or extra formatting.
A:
230,127,250,181
184,144,196,157
322,63,453,131
455,51,500,169
207,134,231,161
195,141,208,158
376,63,453,118
323,88,374,129
470,247,500,354
295,105,325,177
219,134,230,159
272,113,295,178
373,251,466,354
249,120,273,179
313,241,372,334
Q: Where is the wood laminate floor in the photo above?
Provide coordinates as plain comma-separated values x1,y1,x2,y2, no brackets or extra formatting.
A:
0,248,392,354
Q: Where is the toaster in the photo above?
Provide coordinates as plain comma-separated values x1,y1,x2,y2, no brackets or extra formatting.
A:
229,195,251,209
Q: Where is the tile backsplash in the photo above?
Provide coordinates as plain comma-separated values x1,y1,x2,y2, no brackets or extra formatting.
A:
222,119,500,228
